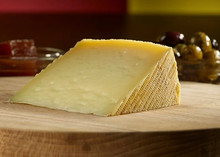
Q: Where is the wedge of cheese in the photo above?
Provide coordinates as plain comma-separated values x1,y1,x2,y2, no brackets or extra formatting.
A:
10,39,180,116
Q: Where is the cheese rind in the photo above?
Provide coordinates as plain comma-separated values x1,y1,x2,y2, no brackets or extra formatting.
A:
10,39,180,116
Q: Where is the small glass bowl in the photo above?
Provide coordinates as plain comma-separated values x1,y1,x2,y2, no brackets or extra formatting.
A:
0,47,65,76
176,58,220,84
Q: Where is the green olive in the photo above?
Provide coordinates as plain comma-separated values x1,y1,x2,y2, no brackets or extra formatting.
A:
172,48,181,58
204,49,220,60
175,44,187,52
207,74,219,82
189,32,212,52
198,65,219,82
198,49,220,82
182,44,203,61
174,44,187,57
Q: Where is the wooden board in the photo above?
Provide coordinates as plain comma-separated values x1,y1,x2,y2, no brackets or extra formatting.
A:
0,77,220,156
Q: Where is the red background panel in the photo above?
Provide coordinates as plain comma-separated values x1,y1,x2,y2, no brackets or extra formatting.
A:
0,0,126,14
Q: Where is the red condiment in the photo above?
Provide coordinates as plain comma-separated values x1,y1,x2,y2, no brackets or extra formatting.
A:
0,39,37,56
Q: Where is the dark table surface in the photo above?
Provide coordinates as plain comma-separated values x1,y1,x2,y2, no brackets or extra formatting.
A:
0,13,220,51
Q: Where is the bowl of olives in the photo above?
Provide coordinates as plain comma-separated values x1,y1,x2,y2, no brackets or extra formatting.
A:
156,32,220,84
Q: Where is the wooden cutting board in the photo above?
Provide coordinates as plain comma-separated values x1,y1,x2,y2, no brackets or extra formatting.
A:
0,77,220,157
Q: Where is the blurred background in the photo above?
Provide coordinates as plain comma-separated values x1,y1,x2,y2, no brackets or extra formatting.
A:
0,0,220,51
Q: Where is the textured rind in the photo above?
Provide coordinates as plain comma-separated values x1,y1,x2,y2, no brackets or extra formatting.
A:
110,48,180,116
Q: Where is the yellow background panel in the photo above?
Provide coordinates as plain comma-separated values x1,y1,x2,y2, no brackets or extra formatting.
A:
128,0,220,15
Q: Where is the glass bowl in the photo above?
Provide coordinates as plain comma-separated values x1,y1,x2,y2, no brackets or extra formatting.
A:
0,47,65,76
176,58,220,84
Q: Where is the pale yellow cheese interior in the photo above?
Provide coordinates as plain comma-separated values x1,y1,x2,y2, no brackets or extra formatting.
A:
10,39,180,116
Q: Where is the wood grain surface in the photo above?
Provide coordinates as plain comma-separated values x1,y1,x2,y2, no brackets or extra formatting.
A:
0,77,220,156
